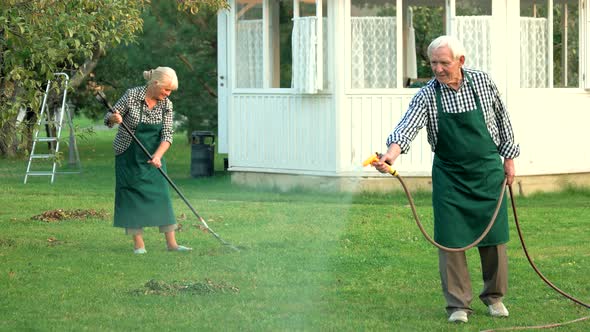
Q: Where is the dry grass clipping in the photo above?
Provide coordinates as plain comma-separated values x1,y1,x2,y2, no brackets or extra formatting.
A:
31,209,109,222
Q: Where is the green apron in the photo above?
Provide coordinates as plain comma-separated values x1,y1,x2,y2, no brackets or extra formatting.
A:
114,108,175,229
432,74,508,248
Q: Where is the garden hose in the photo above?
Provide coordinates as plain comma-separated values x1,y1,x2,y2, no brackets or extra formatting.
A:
363,153,589,330
363,152,505,251
95,91,240,251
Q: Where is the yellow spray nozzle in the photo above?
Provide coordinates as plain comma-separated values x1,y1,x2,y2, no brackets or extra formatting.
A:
362,152,398,176
362,152,381,167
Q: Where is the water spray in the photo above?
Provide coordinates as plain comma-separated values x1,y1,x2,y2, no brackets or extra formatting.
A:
363,152,589,331
95,91,240,251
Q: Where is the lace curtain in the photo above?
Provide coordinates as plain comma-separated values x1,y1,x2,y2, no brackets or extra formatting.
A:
405,8,417,80
236,15,548,91
454,16,548,87
351,17,397,89
236,19,263,88
520,17,548,88
453,16,493,73
291,17,328,93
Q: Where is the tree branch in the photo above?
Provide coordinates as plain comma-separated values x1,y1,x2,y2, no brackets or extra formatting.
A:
69,47,103,89
177,54,217,98
197,77,217,99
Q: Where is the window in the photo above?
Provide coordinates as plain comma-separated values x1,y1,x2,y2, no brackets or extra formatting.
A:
520,0,580,88
408,0,446,87
452,0,493,73
292,0,328,92
350,0,397,88
235,0,263,88
269,0,293,88
234,0,326,91
350,0,446,89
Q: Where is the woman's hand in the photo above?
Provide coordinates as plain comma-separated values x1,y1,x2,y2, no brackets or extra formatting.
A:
110,111,122,125
148,142,171,169
148,156,162,168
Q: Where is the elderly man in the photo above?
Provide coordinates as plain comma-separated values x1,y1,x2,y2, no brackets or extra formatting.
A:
373,35,519,323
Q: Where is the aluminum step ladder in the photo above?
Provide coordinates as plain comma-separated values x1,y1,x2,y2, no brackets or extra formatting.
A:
24,73,81,184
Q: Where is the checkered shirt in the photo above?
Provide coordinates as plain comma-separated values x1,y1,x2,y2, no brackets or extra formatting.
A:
386,68,520,159
103,86,174,155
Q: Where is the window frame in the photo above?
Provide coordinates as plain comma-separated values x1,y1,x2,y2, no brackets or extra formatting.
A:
345,0,405,93
517,0,590,89
231,0,325,92
345,0,454,93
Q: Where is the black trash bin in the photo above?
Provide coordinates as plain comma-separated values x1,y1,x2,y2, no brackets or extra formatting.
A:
190,131,215,177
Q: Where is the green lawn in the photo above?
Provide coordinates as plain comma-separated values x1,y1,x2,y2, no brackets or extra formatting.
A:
1,119,589,331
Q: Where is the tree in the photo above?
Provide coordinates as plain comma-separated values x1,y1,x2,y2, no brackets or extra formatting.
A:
0,0,228,157
80,0,222,137
0,0,146,157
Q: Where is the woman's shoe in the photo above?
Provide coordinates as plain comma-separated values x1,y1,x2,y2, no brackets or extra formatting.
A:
168,245,192,252
134,248,147,254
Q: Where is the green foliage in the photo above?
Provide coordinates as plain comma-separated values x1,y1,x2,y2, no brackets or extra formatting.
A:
0,0,229,157
279,2,293,88
552,3,579,88
0,0,147,156
412,7,444,79
81,0,220,135
176,0,229,14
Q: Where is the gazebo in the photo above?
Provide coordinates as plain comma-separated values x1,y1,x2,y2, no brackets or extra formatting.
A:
216,0,590,194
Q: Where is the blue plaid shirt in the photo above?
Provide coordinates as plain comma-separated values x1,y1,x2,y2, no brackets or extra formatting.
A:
387,68,520,159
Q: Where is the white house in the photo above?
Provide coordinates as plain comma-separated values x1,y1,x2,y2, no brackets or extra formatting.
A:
217,0,590,194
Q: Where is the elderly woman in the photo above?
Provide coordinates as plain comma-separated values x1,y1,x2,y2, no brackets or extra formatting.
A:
104,66,191,254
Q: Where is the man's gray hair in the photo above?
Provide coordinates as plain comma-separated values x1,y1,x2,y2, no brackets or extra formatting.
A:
427,35,466,60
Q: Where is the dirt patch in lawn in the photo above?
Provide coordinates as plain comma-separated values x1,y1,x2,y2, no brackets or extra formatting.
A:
31,209,109,222
130,279,240,296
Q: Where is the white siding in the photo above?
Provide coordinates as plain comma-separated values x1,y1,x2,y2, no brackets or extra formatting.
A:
221,0,590,187
339,93,433,176
509,89,590,176
227,88,590,178
229,93,336,174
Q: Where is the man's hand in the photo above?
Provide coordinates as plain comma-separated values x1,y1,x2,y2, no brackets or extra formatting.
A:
372,144,401,174
504,158,515,185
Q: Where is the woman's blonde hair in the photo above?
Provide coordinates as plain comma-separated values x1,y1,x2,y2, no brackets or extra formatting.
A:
143,67,178,90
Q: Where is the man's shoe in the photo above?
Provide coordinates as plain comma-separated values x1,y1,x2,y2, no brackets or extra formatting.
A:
448,310,468,323
488,302,509,317
134,248,147,254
